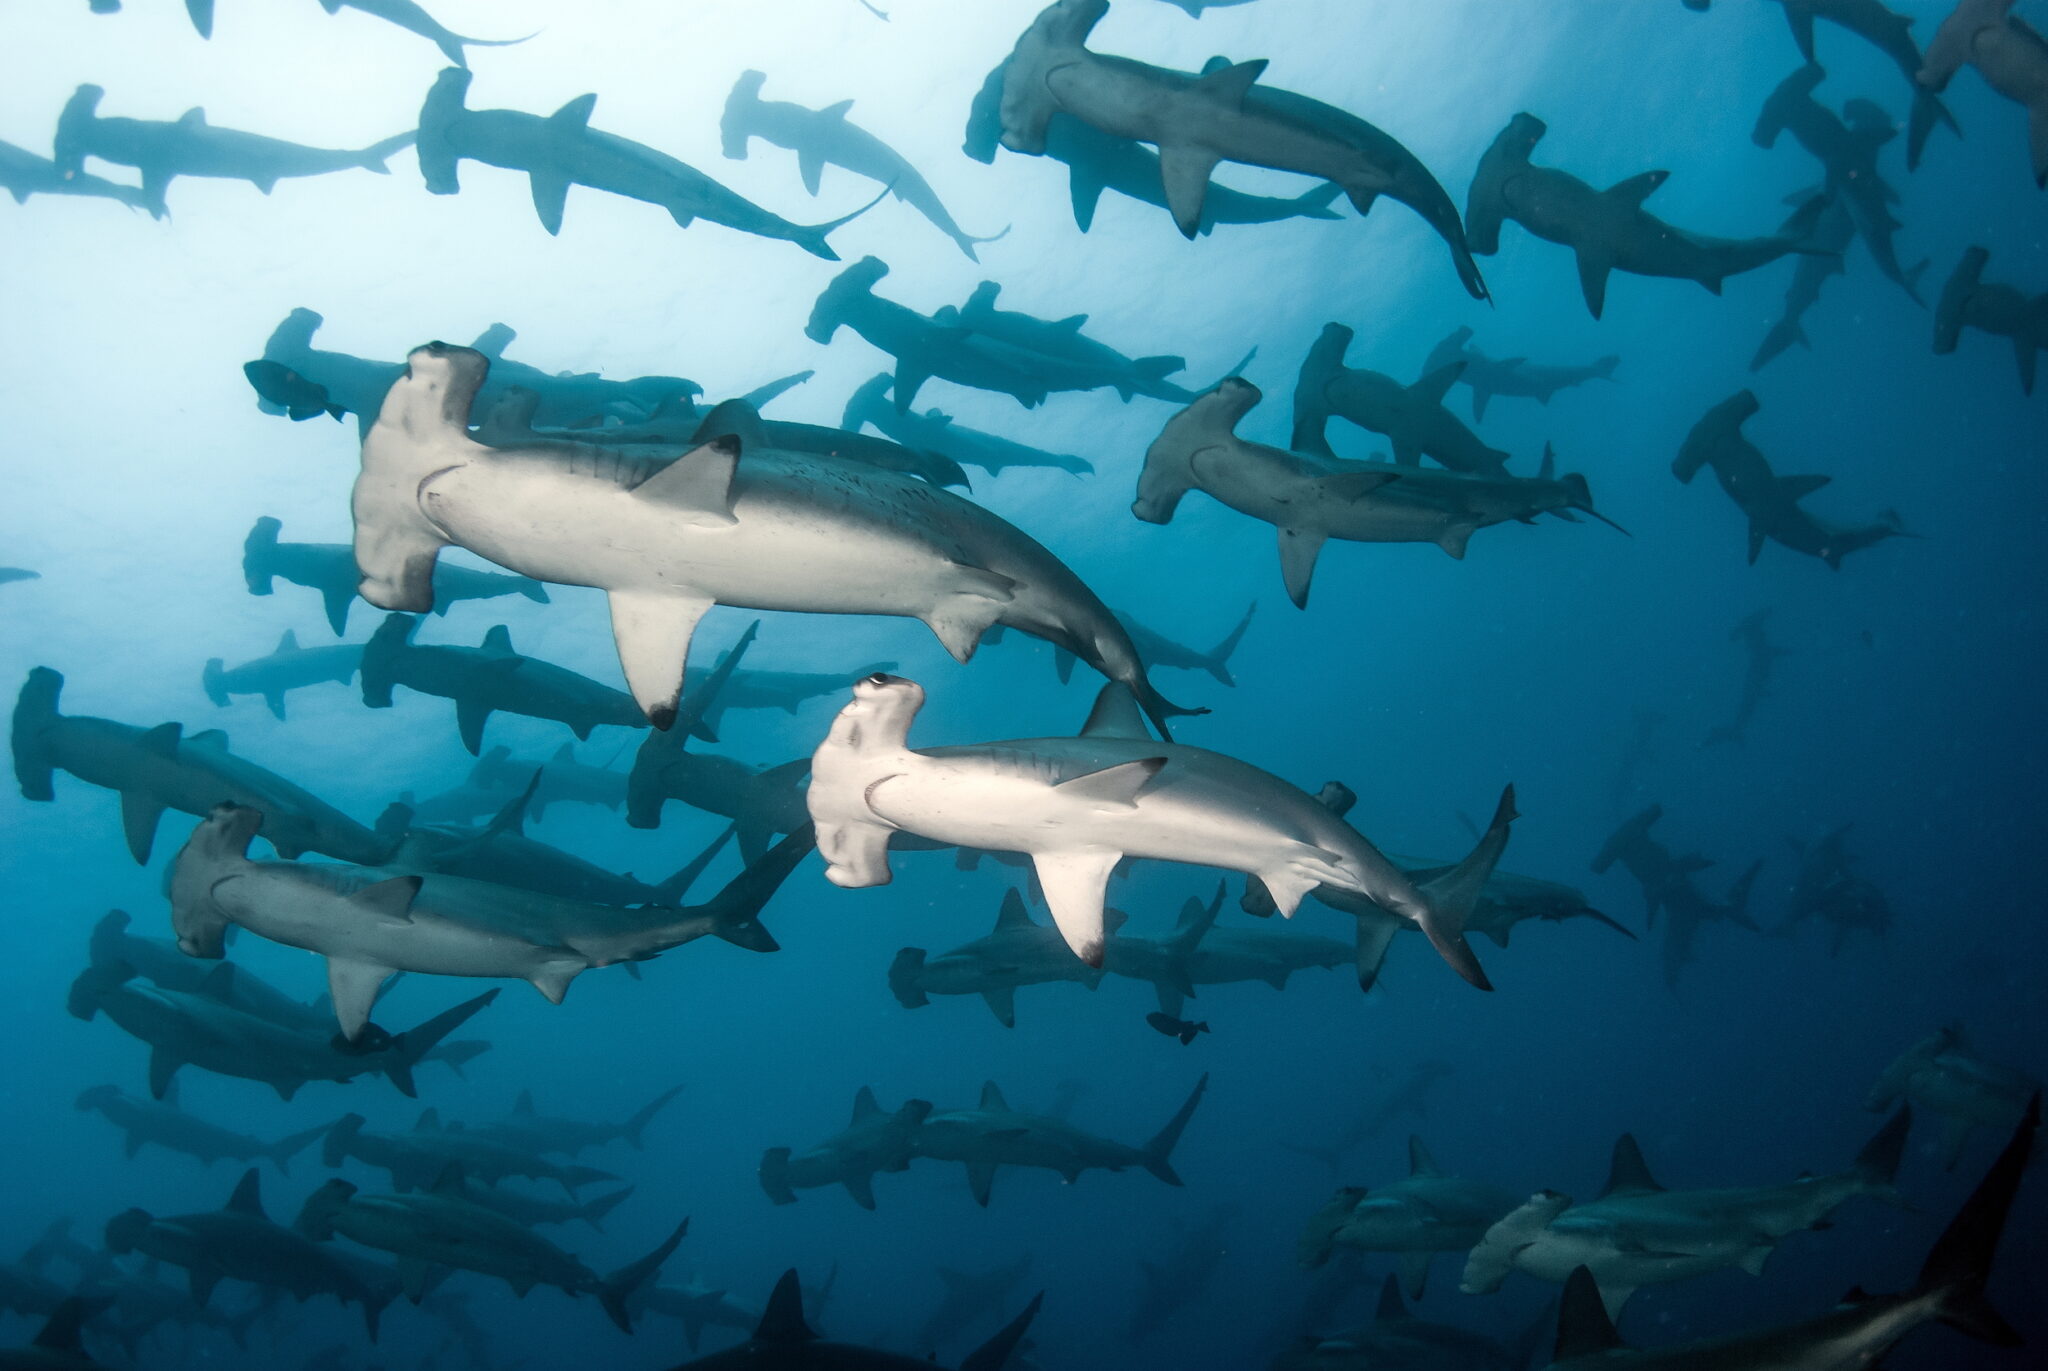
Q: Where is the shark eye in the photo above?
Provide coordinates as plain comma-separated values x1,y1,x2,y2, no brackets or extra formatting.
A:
865,673,893,686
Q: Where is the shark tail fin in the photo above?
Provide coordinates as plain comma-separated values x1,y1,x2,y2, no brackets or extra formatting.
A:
202,658,231,708
1723,859,1765,931
322,1113,365,1169
357,131,417,174
268,1122,329,1177
792,184,892,261
650,824,737,905
582,1186,635,1231
1289,181,1347,220
598,1218,688,1334
383,989,500,1097
1855,1105,1913,1189
1141,1074,1210,1186
888,947,931,1008
960,1292,1044,1371
11,666,65,801
623,1086,684,1150
1295,1187,1363,1267
701,823,815,953
1416,786,1517,992
1913,1094,2036,1347
1202,603,1257,686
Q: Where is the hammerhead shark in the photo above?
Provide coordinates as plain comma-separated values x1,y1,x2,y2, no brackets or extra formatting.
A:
1932,245,2048,394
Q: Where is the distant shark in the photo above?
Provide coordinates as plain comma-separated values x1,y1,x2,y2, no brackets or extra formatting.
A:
760,1087,933,1211
0,137,154,211
1591,803,1762,988
914,1076,1208,1206
203,629,362,721
75,1081,325,1175
890,889,1107,1028
245,515,548,637
1919,0,2048,189
1869,1024,2039,1167
842,374,1092,477
1932,245,2047,395
1423,326,1618,423
1297,1136,1517,1298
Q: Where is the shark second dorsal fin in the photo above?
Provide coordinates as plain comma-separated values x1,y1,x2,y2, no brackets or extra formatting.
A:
994,888,1033,932
1554,1266,1626,1359
1079,683,1154,740
224,1169,265,1217
979,1081,1010,1112
755,1269,816,1344
1408,1136,1443,1178
851,1086,881,1124
1601,1134,1664,1196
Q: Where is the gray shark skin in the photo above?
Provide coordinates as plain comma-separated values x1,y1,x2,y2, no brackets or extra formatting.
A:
1931,245,2047,394
1296,1137,1517,1300
759,1087,934,1210
807,257,1128,411
470,742,626,821
1463,1109,1910,1316
964,59,1345,235
936,280,1206,404
323,1110,620,1196
245,516,550,637
811,675,1497,987
688,652,904,743
1466,113,1826,319
1292,323,1511,474
1751,189,1855,371
40,1247,257,1362
246,309,705,434
1423,326,1619,423
891,888,1108,1027
102,1170,395,1338
360,614,643,757
917,1256,1034,1356
1392,857,1629,952
1753,65,1924,301
1672,390,1908,569
318,0,532,67
203,629,362,721
461,1085,685,1157
381,779,720,907
992,1,1487,297
74,1081,325,1173
1274,1274,1521,1371
70,955,499,1100
12,666,391,865
913,1075,1208,1206
1705,608,1785,747
354,343,1196,737
169,802,808,1034
843,374,1093,477
0,138,154,211
661,1267,1040,1371
629,740,810,865
1126,1205,1232,1342
722,70,1006,261
1140,382,1617,608
1539,1097,2036,1371
476,384,972,492
1119,603,1255,687
1591,804,1760,988
416,68,872,255
433,1176,633,1233
1869,1025,2038,1167
51,85,412,216
1288,1061,1456,1174
295,1172,685,1332
1920,0,2048,187
631,1275,766,1354
1103,885,1349,1018
1780,823,1894,953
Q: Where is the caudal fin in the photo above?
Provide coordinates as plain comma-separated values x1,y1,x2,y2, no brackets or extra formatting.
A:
1201,603,1257,687
1141,1074,1210,1186
580,1186,634,1231
622,1085,684,1150
356,132,417,174
700,823,816,952
960,1292,1044,1371
1912,1094,2036,1346
384,989,501,1097
1416,786,1517,992
268,1122,328,1176
598,1218,688,1334
792,184,892,261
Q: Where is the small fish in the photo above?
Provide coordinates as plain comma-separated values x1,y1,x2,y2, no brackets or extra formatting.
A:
1146,1011,1210,1046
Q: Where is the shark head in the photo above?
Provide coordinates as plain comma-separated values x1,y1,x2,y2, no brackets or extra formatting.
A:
394,343,490,433
169,803,263,958
720,71,767,159
805,257,889,344
826,674,924,755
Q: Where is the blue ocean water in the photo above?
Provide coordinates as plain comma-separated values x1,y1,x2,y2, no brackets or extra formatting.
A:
2,1,2044,1368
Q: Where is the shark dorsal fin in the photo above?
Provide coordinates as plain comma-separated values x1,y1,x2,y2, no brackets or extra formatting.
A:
1605,170,1668,207
755,1269,816,1344
819,98,854,120
180,106,207,126
471,323,514,359
29,1300,90,1354
1407,1136,1443,1178
551,93,598,128
550,743,577,764
479,625,516,657
1554,1266,1626,1359
691,399,771,451
1175,883,1225,931
1601,1134,1664,1195
1375,1273,1405,1320
224,1168,265,1217
1192,58,1267,109
140,721,184,756
1538,443,1556,480
1410,360,1465,407
276,629,300,654
416,1107,441,1131
514,1090,536,1115
994,889,1033,932
979,1081,1010,1112
1778,473,1831,502
851,1086,882,1124
1078,684,1153,740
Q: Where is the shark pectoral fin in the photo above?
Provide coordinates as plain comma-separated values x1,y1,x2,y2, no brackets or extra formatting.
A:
966,1160,997,1207
188,1265,222,1307
1154,982,1186,1018
2013,334,2038,395
122,1131,143,1159
326,959,394,1041
1398,1251,1431,1300
454,697,493,756
819,815,896,889
1738,1245,1774,1276
918,570,1015,662
148,1047,182,1100
980,984,1017,1028
1354,911,1401,992
118,790,167,864
1033,849,1121,967
842,1170,878,1210
1574,244,1616,319
320,582,356,635
1777,473,1830,501
395,1257,438,1302
606,590,713,731
263,691,287,720
1158,146,1220,239
1067,163,1106,232
797,149,825,196
1746,522,1766,565
1437,521,1478,560
1259,854,1344,919
1055,757,1165,809
1276,526,1327,609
